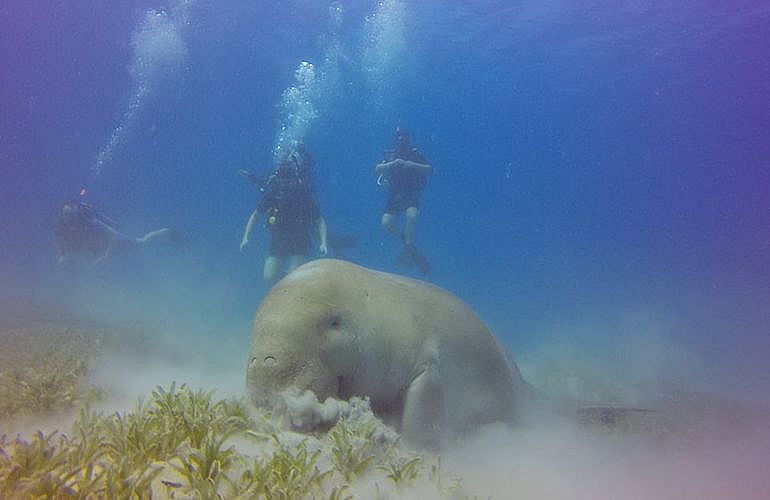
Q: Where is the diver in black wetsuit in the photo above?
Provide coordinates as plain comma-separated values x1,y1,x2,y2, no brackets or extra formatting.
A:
240,160,328,283
53,200,184,266
375,127,433,275
238,140,356,264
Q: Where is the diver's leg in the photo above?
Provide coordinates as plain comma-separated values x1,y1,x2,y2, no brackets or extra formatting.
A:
404,206,419,246
263,256,281,283
381,213,404,242
286,255,306,274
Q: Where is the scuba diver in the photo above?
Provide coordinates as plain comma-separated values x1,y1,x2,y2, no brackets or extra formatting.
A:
374,127,433,275
53,200,185,266
240,159,329,283
238,140,356,263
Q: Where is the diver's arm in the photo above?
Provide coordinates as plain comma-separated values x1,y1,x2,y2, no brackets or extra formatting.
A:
240,209,259,252
317,216,328,256
399,159,433,175
238,169,265,188
375,158,432,176
93,217,122,236
375,159,400,176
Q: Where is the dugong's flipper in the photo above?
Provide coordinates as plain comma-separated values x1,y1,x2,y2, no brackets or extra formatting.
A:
401,365,444,451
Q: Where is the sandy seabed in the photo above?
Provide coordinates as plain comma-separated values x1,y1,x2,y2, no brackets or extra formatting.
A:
1,296,768,499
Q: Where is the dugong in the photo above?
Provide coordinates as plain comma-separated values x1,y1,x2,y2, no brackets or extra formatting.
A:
246,259,531,449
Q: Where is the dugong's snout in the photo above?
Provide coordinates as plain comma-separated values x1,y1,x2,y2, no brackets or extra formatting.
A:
247,344,341,411
246,353,282,407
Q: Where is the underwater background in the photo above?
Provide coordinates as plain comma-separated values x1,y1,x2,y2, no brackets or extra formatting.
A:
1,1,770,496
3,0,769,399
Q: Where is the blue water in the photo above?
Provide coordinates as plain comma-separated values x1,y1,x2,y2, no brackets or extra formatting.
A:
1,1,769,401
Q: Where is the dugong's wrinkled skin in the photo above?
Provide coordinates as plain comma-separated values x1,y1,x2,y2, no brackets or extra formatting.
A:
246,259,530,449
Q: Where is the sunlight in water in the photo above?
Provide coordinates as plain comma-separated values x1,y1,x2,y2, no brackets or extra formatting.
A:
362,0,409,107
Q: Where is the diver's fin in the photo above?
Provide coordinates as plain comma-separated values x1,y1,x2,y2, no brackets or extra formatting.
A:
396,243,431,275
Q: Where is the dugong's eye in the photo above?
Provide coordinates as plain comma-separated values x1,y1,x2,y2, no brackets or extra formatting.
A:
328,314,342,328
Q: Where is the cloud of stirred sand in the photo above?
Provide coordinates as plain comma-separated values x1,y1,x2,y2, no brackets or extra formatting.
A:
448,311,770,500
86,303,769,499
445,419,770,500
